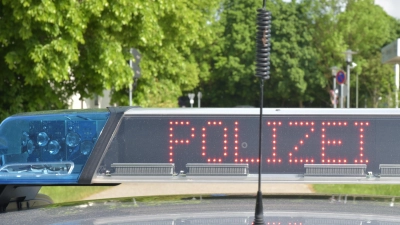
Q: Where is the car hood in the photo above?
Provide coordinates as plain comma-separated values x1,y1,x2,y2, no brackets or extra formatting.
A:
2,194,400,224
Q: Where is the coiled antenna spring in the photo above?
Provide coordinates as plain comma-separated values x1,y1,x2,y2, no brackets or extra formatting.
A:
253,2,271,224
255,8,271,79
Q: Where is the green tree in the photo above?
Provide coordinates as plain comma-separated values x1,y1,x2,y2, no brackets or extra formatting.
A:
301,0,347,106
337,0,398,107
266,0,321,107
197,0,399,108
111,0,219,107
197,0,321,107
0,0,219,121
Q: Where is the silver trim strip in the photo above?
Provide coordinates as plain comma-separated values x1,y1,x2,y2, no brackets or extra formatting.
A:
124,108,400,116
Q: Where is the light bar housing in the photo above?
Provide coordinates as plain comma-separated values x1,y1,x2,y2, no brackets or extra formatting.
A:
1,107,400,185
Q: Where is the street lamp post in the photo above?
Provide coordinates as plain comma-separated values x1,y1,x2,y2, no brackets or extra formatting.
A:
356,72,359,108
340,83,344,108
129,59,133,106
344,49,357,108
197,92,202,108
129,48,142,106
396,64,399,108
331,66,339,108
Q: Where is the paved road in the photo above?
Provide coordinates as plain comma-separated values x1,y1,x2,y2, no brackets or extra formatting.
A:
84,183,314,200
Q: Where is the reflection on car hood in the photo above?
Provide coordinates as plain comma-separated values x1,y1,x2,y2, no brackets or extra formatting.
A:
96,212,400,225
2,194,400,224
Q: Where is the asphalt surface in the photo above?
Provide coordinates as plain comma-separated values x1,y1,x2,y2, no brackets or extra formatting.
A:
84,183,313,200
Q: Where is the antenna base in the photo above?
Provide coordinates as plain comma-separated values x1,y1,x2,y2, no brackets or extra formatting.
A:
253,190,265,224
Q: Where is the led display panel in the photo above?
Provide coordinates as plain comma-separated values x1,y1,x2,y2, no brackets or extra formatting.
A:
96,108,400,181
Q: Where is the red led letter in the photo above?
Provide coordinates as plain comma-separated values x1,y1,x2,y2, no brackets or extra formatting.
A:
353,121,369,164
321,121,346,164
266,121,282,164
287,121,315,164
168,121,195,162
203,121,228,163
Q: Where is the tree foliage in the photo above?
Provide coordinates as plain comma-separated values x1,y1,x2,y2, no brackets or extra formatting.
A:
0,0,219,120
196,0,326,107
338,0,399,107
1,0,399,122
196,0,400,108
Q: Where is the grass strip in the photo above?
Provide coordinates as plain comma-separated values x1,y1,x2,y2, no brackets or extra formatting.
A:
39,186,112,203
313,184,400,196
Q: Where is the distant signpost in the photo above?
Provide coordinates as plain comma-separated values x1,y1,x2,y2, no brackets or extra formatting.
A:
336,70,346,85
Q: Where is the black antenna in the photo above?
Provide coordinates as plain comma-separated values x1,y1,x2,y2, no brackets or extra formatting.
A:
253,0,271,224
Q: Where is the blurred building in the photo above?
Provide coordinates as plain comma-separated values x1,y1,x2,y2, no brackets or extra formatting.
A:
68,90,113,109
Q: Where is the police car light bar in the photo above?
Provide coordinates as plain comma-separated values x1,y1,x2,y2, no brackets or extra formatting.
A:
1,107,400,186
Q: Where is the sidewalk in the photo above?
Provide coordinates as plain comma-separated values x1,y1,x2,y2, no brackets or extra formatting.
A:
84,183,314,200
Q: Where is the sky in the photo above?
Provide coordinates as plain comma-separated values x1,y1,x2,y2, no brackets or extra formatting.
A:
375,0,400,19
